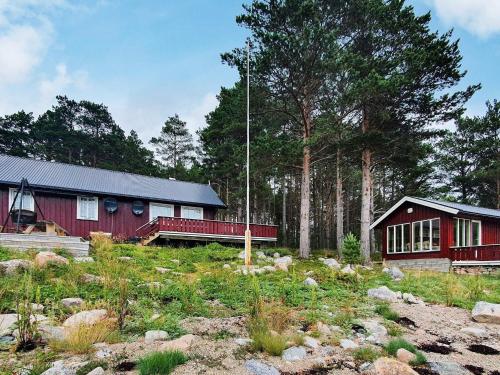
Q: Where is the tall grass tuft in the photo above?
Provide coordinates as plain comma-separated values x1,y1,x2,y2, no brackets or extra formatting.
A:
15,273,40,351
466,274,485,301
385,338,427,366
374,303,399,321
137,350,188,375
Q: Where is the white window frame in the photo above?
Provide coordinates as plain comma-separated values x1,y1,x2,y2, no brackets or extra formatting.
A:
149,202,174,221
8,188,35,211
454,218,481,247
412,218,440,252
181,205,204,220
386,222,411,254
77,196,99,221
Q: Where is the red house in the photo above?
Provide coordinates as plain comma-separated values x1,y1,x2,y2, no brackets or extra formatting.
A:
0,154,277,245
371,196,500,272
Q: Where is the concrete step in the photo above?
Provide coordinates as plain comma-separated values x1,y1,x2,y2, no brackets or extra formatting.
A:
0,234,90,257
0,240,89,250
0,234,86,243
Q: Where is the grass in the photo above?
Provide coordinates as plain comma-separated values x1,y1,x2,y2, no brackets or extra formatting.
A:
385,338,427,366
137,350,188,375
374,303,399,321
353,346,382,362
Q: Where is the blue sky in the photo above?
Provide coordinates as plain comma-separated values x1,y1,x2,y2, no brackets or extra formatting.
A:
0,0,499,143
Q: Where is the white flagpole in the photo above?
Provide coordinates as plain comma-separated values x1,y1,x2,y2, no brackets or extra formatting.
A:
245,40,252,266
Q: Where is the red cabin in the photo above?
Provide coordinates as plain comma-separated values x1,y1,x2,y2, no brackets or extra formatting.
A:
0,154,277,245
371,196,500,272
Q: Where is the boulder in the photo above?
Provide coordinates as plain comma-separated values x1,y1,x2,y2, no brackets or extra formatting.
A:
34,251,69,268
0,259,32,275
428,361,470,375
61,298,84,309
282,346,307,361
362,320,388,345
155,267,171,274
63,309,108,328
245,359,280,375
145,330,169,343
341,264,355,274
31,303,44,312
383,267,404,281
304,277,318,287
460,326,487,338
73,257,94,263
471,301,500,324
367,286,399,302
274,256,292,267
275,263,288,272
40,359,87,375
340,339,358,350
159,334,198,351
316,321,332,336
362,357,418,375
38,322,66,341
396,348,416,364
273,252,280,258
0,314,17,336
402,293,423,305
304,336,320,349
86,368,105,375
323,258,340,269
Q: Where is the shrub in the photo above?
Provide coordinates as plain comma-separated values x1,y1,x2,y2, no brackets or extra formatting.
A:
249,321,287,356
466,275,485,301
385,338,426,366
341,233,362,264
374,303,399,321
137,350,188,375
353,347,382,362
15,273,40,351
91,233,113,256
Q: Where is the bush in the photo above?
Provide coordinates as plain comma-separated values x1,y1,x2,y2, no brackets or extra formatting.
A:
249,319,287,356
138,350,188,375
385,338,426,366
341,233,362,264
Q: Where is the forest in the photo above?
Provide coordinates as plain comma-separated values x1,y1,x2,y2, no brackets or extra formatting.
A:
0,0,498,261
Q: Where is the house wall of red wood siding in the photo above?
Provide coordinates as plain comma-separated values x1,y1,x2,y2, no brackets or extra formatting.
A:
0,187,216,238
379,201,500,260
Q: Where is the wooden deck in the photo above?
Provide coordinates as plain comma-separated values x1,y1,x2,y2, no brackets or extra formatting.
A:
137,217,278,245
450,244,500,266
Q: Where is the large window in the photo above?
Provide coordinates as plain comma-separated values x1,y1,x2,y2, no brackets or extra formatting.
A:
77,196,98,221
9,188,34,211
454,218,481,247
181,206,203,220
412,218,440,252
149,203,173,221
387,223,411,253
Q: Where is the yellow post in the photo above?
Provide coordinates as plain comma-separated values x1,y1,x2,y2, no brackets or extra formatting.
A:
245,229,252,266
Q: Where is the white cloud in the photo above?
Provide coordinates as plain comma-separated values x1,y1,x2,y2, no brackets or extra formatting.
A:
428,0,500,38
181,92,218,140
38,63,88,107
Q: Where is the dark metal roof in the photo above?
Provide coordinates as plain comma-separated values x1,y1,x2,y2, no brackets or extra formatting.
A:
0,154,226,208
418,197,500,219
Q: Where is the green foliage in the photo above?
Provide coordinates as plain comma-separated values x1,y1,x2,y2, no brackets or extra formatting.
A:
341,233,362,264
75,361,108,375
15,273,40,351
248,318,287,356
138,350,188,375
353,347,382,362
385,338,426,366
374,303,399,321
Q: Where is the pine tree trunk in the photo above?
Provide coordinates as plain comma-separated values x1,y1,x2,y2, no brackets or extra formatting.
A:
360,110,372,264
299,144,311,258
336,149,344,256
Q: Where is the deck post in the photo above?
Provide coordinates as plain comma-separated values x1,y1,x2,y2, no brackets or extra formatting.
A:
245,229,252,266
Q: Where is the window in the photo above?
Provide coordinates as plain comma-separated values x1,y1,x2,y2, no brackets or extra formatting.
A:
149,203,173,221
181,206,203,220
454,218,481,247
77,196,98,221
412,219,440,252
386,223,410,253
9,188,34,211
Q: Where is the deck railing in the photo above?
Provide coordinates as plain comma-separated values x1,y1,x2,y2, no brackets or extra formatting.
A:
450,244,500,262
136,216,278,239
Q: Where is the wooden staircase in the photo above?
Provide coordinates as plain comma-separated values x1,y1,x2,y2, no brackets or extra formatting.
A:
0,233,89,257
141,232,160,246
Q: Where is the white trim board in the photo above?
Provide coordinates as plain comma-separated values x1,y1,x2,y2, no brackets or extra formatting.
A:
370,196,458,230
158,231,277,242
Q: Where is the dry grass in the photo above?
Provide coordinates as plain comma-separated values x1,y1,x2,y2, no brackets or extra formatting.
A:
261,301,294,333
49,319,118,354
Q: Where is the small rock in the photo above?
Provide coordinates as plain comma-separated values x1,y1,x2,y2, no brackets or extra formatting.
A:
63,309,108,328
262,265,276,272
317,321,332,336
274,256,292,267
367,286,399,302
383,266,404,281
61,298,84,308
171,259,180,264
340,339,359,350
363,320,388,345
273,252,280,258
155,267,171,273
31,303,44,312
159,334,197,351
282,346,307,361
223,264,231,269
82,274,104,283
95,346,113,359
362,357,418,375
145,330,169,343
34,251,69,268
235,338,253,346
323,258,340,269
245,359,280,375
150,313,161,321
341,264,355,274
0,314,17,336
396,348,416,364
402,293,422,304
40,359,87,375
428,361,470,375
238,251,246,259
118,256,132,261
304,277,318,287
0,259,33,275
460,326,487,338
86,368,105,375
471,301,500,324
73,257,94,263
275,263,288,272
38,323,66,341
256,251,266,259
304,336,320,349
